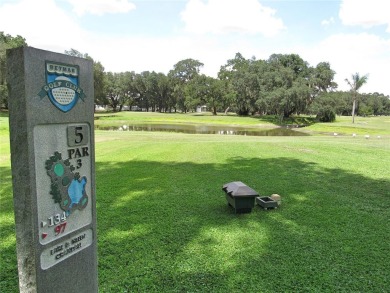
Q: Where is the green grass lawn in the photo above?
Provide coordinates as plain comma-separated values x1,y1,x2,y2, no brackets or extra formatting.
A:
1,113,390,292
94,111,278,129
304,115,390,136
95,111,390,137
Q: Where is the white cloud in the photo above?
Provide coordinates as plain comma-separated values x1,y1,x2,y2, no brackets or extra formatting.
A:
339,0,390,32
299,33,390,95
0,0,88,53
88,34,251,77
180,0,285,36
1,0,388,96
66,0,136,17
321,17,335,27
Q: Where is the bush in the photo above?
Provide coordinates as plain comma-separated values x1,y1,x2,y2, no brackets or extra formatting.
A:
316,107,336,122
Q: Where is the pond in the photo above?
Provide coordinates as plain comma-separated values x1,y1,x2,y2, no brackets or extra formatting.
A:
95,123,309,136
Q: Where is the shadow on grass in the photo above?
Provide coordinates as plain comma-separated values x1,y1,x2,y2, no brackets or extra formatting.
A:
0,166,18,293
1,156,389,292
0,110,9,117
95,157,390,292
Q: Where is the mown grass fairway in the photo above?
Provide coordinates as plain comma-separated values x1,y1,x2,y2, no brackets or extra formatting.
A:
1,113,390,292
94,111,390,136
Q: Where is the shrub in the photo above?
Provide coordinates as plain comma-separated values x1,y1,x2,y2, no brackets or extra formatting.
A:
316,106,336,122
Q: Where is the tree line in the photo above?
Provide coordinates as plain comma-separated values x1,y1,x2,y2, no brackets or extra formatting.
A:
1,32,389,122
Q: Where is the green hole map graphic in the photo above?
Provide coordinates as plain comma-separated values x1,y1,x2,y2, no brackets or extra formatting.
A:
54,163,64,176
35,123,93,249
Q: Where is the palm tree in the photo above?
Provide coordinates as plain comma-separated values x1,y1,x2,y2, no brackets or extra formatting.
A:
345,73,368,123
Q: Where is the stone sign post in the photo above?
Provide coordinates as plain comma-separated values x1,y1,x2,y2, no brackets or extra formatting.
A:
7,47,98,292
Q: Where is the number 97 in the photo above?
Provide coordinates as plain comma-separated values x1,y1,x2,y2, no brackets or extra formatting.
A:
54,222,67,236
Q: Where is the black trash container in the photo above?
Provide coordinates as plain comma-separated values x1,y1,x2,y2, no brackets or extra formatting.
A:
222,181,259,213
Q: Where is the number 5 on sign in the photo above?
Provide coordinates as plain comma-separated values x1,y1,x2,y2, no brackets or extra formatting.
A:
67,125,89,147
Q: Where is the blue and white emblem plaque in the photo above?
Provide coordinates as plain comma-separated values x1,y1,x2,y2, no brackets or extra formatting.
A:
38,62,86,112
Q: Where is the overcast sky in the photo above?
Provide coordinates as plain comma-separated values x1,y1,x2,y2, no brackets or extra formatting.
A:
1,0,389,95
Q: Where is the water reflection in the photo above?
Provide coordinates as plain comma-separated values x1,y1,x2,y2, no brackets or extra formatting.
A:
96,123,309,136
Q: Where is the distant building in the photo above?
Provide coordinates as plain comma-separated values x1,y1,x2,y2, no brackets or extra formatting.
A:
95,105,107,112
131,105,142,111
196,105,207,113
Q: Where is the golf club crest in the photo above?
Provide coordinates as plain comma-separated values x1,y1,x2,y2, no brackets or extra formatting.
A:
38,61,86,112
